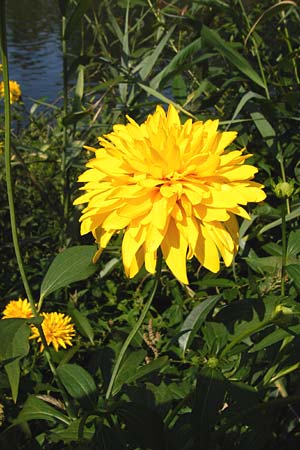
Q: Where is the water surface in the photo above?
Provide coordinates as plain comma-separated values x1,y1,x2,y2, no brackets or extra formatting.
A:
6,0,62,107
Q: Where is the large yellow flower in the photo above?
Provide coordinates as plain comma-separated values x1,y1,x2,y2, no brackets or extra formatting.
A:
2,298,34,319
30,312,75,352
0,80,22,104
74,105,266,283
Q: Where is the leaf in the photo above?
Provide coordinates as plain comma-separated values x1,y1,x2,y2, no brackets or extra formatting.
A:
201,25,265,88
287,230,300,257
50,418,96,443
250,112,275,147
57,363,98,408
113,356,169,396
286,264,300,290
113,349,147,395
150,36,202,90
40,246,98,300
0,318,30,402
178,295,220,353
67,303,94,344
137,25,175,80
14,395,70,426
72,64,85,112
225,91,265,130
258,206,300,235
64,0,93,40
138,82,197,119
249,324,300,353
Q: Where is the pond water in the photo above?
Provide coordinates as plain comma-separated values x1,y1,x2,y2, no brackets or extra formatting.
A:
6,0,62,108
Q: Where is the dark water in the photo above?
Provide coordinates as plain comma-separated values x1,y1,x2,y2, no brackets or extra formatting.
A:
6,0,62,107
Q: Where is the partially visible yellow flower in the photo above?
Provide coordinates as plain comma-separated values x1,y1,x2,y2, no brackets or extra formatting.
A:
0,80,22,104
74,104,266,284
2,298,34,319
30,312,75,352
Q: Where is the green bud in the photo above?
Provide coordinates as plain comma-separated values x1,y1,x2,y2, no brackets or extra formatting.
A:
272,304,295,326
207,356,219,368
274,181,294,198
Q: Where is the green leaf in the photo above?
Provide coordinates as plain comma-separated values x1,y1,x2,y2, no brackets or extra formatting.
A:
40,246,98,300
14,395,70,426
0,318,30,402
287,230,300,257
286,264,300,290
136,25,175,80
57,363,98,408
50,418,96,443
225,91,265,130
72,64,85,112
64,0,93,40
258,206,300,236
201,25,265,88
178,295,220,353
113,349,147,395
113,356,169,396
249,324,300,353
250,112,275,147
67,303,94,344
138,82,197,120
150,36,202,90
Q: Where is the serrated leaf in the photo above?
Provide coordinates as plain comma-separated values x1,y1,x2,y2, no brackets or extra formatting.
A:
57,363,97,408
40,246,98,300
178,295,220,353
13,395,70,426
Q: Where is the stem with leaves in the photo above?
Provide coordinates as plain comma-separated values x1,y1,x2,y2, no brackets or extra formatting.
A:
0,0,75,418
105,253,162,400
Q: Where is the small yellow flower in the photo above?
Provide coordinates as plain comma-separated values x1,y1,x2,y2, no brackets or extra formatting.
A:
75,104,266,284
2,298,34,319
30,312,75,352
0,80,22,104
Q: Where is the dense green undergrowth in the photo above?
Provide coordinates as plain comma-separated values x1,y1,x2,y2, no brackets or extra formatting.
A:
1,0,300,449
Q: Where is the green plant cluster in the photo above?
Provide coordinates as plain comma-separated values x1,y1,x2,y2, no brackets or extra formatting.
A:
1,0,300,449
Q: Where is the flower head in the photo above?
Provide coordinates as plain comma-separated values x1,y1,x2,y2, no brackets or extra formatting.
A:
75,105,266,283
2,298,34,319
0,80,22,104
30,312,75,352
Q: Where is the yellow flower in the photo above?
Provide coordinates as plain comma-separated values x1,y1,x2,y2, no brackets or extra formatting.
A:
74,105,266,284
0,80,22,104
2,298,34,319
30,312,75,352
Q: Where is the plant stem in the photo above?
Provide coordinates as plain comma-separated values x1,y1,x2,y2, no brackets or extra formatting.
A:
281,200,287,296
105,254,162,400
238,0,270,100
60,10,69,245
0,1,75,418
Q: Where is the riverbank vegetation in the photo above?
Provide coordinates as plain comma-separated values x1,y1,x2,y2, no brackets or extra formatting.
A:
1,1,300,449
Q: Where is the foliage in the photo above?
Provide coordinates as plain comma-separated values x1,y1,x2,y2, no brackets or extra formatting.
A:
1,0,300,449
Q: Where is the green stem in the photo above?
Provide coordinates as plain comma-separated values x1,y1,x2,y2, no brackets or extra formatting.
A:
281,200,287,297
238,0,270,100
0,2,75,418
105,255,162,400
60,12,69,245
220,319,271,359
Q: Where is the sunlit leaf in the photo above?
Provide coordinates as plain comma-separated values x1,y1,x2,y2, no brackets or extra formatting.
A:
40,246,98,300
